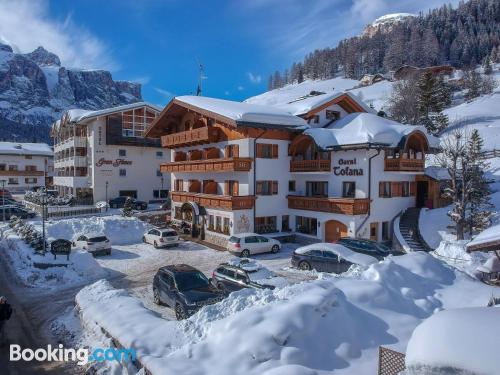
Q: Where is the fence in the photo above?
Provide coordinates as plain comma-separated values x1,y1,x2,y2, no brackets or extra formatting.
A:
378,346,406,375
481,149,500,159
23,201,101,218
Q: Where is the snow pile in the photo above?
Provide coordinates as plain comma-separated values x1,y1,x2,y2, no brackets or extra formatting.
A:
405,307,500,375
0,232,105,289
40,215,151,245
419,206,455,249
295,242,378,266
76,252,496,375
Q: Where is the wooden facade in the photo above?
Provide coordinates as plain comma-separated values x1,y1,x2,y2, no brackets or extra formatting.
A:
287,195,370,215
0,170,45,176
161,157,252,173
290,159,331,172
171,191,255,210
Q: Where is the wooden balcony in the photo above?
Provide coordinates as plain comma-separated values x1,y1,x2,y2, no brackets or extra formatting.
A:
161,127,219,148
288,195,370,215
0,170,44,176
384,158,425,172
161,157,252,173
290,159,331,172
171,191,255,210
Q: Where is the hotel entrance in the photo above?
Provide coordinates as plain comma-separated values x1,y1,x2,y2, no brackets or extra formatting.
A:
325,220,348,243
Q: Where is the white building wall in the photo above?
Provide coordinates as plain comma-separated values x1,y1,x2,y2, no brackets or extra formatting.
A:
0,154,49,192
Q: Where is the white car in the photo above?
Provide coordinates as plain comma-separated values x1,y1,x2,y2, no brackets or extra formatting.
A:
73,233,111,256
143,227,179,248
227,233,281,257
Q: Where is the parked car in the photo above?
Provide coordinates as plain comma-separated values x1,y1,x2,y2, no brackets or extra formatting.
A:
152,264,223,320
336,237,397,260
0,198,23,207
143,227,179,248
227,233,281,257
291,243,378,273
0,189,12,198
210,262,275,294
109,196,148,210
73,233,111,256
0,205,36,220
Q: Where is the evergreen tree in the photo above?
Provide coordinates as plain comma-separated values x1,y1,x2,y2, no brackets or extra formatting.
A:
416,71,450,135
122,197,134,217
463,69,483,100
267,75,273,91
483,54,493,75
466,129,493,235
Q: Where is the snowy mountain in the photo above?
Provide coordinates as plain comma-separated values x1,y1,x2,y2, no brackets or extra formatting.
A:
0,43,142,142
363,13,416,37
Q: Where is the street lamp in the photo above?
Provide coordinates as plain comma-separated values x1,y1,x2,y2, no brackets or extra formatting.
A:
105,181,109,212
161,175,164,198
1,180,6,222
40,193,48,253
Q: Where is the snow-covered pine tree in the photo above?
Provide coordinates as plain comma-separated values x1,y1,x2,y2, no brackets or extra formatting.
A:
463,69,482,100
482,54,493,75
416,71,450,135
122,197,134,217
466,129,493,235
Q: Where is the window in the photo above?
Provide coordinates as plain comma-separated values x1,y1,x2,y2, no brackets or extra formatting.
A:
156,151,163,158
25,178,37,184
215,216,222,232
313,115,320,124
382,222,390,241
119,169,126,177
401,181,410,197
121,107,156,138
225,144,239,158
282,215,290,232
288,180,296,192
296,216,317,236
119,149,126,157
325,110,341,121
8,178,18,185
223,217,230,234
174,179,184,192
25,165,37,172
245,236,259,244
256,144,278,159
225,180,239,196
8,165,18,171
156,170,162,177
306,181,328,197
208,215,214,230
24,155,32,159
153,189,169,198
379,182,392,198
255,216,277,234
0,164,5,171
307,250,323,257
256,181,278,195
342,182,356,198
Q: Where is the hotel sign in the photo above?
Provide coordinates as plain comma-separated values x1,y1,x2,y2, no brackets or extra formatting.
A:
95,158,133,167
333,158,363,176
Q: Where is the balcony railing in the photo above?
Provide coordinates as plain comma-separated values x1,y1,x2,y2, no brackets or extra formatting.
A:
161,157,252,173
171,191,255,210
0,170,44,176
290,159,331,172
288,195,370,215
161,127,219,148
384,158,424,172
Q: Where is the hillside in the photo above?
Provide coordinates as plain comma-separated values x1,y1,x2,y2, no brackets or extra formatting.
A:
0,43,142,143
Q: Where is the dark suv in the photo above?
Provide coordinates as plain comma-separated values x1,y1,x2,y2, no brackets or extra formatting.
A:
336,237,396,260
153,264,223,320
109,196,148,210
210,263,275,295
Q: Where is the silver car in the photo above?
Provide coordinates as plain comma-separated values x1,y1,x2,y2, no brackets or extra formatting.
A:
227,233,281,257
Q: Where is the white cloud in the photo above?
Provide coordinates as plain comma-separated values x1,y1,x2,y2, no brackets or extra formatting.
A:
247,72,262,84
0,0,116,70
130,76,151,85
154,87,175,99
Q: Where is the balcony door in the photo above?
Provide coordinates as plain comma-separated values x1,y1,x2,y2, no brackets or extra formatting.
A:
325,220,347,243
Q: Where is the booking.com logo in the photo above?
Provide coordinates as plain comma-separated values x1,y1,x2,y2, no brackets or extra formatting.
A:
10,344,136,366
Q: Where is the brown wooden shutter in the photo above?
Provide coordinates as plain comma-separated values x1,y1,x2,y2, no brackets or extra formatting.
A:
272,181,278,195
224,180,229,195
256,143,262,158
391,182,400,197
272,144,279,158
256,181,263,195
233,144,239,158
379,182,384,197
410,181,417,196
224,145,230,158
233,181,239,196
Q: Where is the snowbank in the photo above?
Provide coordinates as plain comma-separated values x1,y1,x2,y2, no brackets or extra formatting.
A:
0,232,105,289
295,242,378,266
406,307,500,375
38,215,151,245
419,207,455,249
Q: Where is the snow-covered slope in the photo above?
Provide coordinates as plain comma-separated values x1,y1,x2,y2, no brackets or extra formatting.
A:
372,13,416,27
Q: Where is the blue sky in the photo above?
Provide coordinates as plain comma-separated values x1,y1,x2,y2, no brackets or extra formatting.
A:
0,0,460,106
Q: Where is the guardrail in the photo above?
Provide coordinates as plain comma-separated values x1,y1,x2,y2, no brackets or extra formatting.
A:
23,201,101,218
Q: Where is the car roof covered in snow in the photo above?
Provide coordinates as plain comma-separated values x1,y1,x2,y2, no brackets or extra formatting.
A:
303,112,438,150
0,142,53,156
405,307,500,374
295,243,378,266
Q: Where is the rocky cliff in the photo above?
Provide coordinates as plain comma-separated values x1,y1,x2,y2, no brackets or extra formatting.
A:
0,43,142,142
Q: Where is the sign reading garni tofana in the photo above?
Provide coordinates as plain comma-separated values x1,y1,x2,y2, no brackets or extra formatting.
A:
50,239,72,260
95,158,133,167
333,158,364,176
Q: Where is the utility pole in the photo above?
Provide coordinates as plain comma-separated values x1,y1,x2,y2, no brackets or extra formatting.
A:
196,62,206,96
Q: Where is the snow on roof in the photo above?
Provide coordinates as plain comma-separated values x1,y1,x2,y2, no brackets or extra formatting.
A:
477,255,500,273
405,307,500,375
304,112,438,150
467,223,500,251
424,166,450,181
0,142,52,156
295,243,378,266
175,96,307,128
60,102,161,125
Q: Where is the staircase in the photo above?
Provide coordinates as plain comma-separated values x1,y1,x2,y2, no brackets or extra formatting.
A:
399,208,430,252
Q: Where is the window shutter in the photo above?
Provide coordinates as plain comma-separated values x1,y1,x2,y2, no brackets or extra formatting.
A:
272,181,278,195
256,181,263,195
379,182,384,197
224,145,230,158
233,181,239,196
410,181,417,196
224,180,229,195
233,144,239,158
272,144,279,158
256,143,262,158
391,182,400,197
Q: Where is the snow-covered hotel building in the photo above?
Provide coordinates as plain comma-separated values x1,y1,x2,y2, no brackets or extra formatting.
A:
51,102,170,204
145,93,437,246
0,142,53,192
